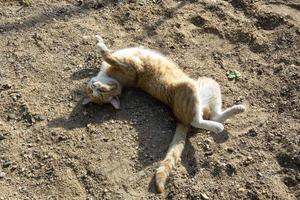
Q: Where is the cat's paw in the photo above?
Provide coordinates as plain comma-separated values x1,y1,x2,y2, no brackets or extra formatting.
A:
95,35,104,43
212,123,224,134
232,105,246,114
96,42,109,52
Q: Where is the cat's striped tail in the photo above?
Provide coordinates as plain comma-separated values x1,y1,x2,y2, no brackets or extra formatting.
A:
155,123,189,193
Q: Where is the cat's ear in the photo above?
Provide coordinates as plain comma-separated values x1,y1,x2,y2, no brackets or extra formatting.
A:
110,97,120,109
82,97,91,105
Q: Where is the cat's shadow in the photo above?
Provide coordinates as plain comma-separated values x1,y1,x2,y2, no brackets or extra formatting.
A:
48,89,229,193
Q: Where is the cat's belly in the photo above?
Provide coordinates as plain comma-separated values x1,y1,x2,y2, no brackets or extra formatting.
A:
138,83,173,106
171,81,199,125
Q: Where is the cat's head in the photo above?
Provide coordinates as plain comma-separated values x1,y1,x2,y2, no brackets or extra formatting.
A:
82,77,122,109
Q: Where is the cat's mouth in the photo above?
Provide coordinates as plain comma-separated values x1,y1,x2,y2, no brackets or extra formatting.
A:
92,89,100,97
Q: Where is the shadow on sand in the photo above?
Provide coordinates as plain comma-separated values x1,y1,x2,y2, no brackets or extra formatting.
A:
48,85,229,193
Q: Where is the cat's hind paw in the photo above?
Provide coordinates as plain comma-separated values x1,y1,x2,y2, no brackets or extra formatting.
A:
212,123,224,134
232,105,246,114
95,35,104,43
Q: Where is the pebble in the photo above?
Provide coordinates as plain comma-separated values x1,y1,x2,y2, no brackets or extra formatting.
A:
86,196,93,200
226,147,234,153
3,160,12,168
34,115,47,121
247,128,258,137
225,163,237,176
257,172,263,178
137,0,146,6
11,164,18,170
238,187,246,193
243,156,254,166
204,151,213,156
0,133,5,140
200,192,209,200
204,138,212,144
1,83,11,90
138,170,146,177
7,113,17,120
203,144,210,151
0,171,6,178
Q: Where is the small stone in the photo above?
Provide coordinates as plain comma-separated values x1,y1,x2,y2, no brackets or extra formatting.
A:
238,187,246,193
137,0,145,6
203,144,210,151
204,138,212,144
257,172,263,178
7,113,17,120
12,95,18,102
0,133,5,140
247,129,257,137
34,115,47,121
225,163,237,176
200,192,209,200
1,83,11,90
86,196,93,200
3,160,12,168
138,170,146,177
204,151,213,156
11,164,18,170
243,156,254,166
0,171,6,178
226,147,234,153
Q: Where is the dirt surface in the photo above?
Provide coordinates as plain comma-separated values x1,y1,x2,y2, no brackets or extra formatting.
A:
0,0,299,199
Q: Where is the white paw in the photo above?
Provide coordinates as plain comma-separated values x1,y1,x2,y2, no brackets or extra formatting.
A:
96,42,108,52
212,123,224,134
232,105,246,114
95,35,104,43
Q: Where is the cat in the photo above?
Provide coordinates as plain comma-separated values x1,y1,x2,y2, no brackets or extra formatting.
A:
83,35,246,193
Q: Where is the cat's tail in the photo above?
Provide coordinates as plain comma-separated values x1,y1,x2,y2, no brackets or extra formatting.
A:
155,123,189,193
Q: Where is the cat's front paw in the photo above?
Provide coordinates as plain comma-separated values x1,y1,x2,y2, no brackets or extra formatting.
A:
212,123,224,134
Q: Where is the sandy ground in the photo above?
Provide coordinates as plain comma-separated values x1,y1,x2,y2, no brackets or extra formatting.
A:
0,0,299,199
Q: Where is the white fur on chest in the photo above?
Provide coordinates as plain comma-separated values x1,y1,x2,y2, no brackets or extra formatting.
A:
89,63,111,84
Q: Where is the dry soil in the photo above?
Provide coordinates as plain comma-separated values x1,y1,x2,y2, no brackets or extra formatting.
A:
0,0,299,199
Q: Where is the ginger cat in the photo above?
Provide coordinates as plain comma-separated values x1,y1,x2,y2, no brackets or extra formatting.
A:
83,35,246,193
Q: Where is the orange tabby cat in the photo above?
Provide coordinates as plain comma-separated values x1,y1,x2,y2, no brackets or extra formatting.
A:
84,35,246,193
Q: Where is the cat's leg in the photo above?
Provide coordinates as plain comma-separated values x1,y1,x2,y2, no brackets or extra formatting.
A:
191,101,224,133
211,104,245,123
156,122,189,193
191,116,224,133
205,82,245,123
95,35,139,71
